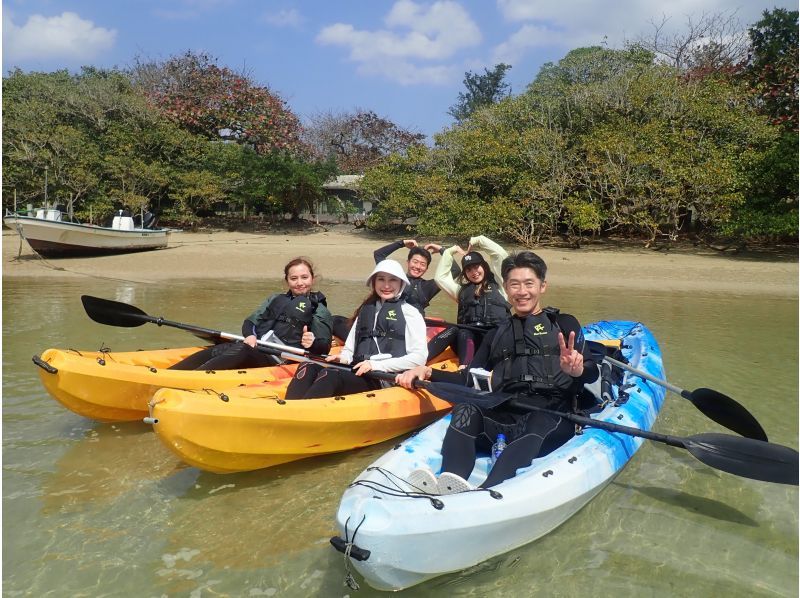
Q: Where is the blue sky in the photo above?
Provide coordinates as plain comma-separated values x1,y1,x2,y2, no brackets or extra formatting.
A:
3,1,794,139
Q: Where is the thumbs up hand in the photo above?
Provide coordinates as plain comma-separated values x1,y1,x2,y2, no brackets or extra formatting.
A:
300,325,315,349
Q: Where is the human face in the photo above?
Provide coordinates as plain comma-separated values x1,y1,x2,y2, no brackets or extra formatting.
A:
464,264,485,284
373,273,403,300
286,264,314,296
503,267,546,316
407,255,429,278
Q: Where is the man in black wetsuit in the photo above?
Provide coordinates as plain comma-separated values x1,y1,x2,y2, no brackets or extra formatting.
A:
397,251,598,493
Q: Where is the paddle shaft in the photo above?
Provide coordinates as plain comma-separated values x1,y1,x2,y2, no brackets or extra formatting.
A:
412,380,798,485
505,398,684,447
423,318,490,333
604,355,685,396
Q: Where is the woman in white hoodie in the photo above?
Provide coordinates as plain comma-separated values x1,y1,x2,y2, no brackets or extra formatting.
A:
284,259,428,400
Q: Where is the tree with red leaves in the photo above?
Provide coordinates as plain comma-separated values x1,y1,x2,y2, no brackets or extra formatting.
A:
305,109,425,173
130,51,303,155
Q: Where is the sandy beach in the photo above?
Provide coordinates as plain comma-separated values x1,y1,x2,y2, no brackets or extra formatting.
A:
2,228,797,296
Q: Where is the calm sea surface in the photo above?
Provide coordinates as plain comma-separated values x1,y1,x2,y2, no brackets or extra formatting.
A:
3,274,798,597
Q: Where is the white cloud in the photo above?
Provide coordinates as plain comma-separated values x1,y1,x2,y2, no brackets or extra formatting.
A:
492,23,571,64
317,0,480,85
3,12,116,63
493,0,795,64
263,9,304,28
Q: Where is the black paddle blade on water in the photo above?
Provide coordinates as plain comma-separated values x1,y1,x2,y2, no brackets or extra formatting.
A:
81,295,151,328
686,388,768,442
683,433,798,486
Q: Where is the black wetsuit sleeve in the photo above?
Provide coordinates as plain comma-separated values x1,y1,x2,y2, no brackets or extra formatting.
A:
420,278,441,304
242,294,278,337
557,314,599,384
309,304,334,355
374,241,405,264
242,319,256,337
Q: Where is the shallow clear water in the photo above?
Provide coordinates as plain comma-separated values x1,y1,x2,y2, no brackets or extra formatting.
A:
3,276,798,596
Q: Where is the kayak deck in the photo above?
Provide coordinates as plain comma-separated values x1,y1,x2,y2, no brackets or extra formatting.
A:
149,359,460,473
331,321,666,590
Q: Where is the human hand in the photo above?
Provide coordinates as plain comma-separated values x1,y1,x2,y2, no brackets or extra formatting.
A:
395,365,432,389
424,243,441,253
300,326,315,349
403,239,418,248
244,335,257,348
352,360,373,376
325,353,341,363
452,246,467,258
558,331,584,377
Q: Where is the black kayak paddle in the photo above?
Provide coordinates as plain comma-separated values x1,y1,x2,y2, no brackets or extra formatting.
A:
412,380,798,486
604,356,768,442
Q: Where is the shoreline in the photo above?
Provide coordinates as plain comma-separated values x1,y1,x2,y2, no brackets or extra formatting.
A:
2,229,797,297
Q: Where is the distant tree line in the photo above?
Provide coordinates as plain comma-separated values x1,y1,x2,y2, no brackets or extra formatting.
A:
3,9,796,246
2,52,421,224
364,8,797,246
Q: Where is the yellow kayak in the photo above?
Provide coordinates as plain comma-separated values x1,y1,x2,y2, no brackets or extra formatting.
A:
149,360,459,473
34,346,298,422
35,325,450,423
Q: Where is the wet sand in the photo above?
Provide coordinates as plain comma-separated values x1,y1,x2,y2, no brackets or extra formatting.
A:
2,229,797,296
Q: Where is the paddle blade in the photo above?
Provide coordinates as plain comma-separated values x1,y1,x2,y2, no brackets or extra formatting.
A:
688,388,768,442
684,433,798,485
81,295,151,328
423,381,514,410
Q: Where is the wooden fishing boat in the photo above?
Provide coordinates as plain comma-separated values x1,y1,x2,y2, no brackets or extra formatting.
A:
4,208,171,257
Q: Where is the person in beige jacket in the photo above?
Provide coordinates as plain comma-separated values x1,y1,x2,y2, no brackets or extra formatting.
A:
433,236,511,366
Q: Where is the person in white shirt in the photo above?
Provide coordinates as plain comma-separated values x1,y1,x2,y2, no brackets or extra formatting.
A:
285,259,428,399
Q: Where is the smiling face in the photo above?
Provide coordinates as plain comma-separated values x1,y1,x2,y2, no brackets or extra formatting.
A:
407,255,429,278
503,266,546,316
373,272,403,300
464,264,485,284
285,264,314,296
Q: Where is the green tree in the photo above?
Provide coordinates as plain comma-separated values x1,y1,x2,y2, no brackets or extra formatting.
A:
448,63,512,123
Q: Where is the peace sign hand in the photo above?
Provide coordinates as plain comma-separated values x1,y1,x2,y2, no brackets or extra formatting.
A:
558,331,584,377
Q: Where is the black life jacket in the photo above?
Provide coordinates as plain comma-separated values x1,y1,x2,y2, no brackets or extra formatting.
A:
254,292,323,346
487,308,577,409
402,277,427,314
353,299,407,362
457,277,511,327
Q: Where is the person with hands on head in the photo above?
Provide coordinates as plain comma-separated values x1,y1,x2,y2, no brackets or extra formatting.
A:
433,235,511,367
397,251,598,494
169,257,333,370
285,259,428,400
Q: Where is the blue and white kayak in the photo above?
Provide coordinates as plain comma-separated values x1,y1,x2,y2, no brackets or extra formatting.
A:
331,321,666,591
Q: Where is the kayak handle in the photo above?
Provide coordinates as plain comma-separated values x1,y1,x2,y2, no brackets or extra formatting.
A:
330,536,370,561
32,354,58,374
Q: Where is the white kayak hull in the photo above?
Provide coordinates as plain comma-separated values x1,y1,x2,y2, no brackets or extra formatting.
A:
332,320,666,590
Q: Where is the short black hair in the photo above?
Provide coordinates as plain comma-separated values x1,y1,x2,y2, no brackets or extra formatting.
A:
501,251,547,282
408,246,432,265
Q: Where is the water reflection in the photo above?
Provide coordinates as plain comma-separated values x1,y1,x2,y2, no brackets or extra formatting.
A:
4,277,797,596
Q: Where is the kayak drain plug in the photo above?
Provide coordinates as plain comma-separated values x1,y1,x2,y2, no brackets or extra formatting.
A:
143,417,159,425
